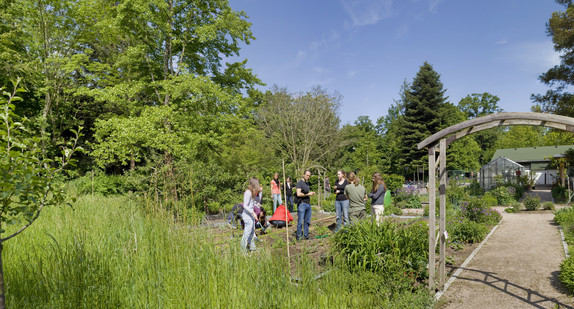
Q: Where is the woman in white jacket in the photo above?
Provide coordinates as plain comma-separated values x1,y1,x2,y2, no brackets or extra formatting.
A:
242,177,263,251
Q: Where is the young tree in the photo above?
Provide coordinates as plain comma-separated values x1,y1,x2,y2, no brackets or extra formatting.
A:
398,62,448,176
0,81,81,308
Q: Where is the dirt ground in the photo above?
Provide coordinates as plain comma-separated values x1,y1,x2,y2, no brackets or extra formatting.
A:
205,208,480,281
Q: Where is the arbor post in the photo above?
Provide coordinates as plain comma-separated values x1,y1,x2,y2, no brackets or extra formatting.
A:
428,146,436,291
439,138,447,289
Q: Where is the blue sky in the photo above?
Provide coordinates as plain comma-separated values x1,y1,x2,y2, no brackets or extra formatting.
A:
228,0,562,125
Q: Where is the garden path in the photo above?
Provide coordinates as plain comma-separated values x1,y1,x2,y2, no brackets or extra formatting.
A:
438,188,573,308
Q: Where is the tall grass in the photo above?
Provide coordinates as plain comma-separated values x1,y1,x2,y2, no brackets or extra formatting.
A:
5,195,432,308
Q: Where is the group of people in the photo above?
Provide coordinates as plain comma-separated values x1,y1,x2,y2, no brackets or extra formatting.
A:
237,170,387,252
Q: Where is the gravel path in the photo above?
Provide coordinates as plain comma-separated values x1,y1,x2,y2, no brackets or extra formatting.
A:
438,189,574,308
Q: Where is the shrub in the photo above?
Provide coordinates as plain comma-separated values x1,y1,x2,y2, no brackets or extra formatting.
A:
384,203,403,216
447,182,468,207
383,174,406,195
543,201,555,211
394,186,422,208
523,196,541,211
560,256,574,293
490,186,515,206
448,217,489,243
505,200,521,213
552,185,568,203
466,180,483,196
482,192,498,207
461,196,501,225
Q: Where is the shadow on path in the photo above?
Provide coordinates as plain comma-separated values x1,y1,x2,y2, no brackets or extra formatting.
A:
452,266,573,309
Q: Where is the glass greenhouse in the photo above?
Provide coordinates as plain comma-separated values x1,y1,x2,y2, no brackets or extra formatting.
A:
479,156,525,189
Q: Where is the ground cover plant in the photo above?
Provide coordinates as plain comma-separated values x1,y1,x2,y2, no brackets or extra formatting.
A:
6,194,434,308
554,206,574,293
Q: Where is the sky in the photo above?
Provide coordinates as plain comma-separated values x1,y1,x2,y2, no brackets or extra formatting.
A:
227,0,563,125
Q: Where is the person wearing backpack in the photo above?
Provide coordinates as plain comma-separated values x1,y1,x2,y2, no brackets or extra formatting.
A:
368,172,386,223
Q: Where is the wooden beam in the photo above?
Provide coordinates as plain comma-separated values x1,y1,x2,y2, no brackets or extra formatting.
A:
418,112,574,149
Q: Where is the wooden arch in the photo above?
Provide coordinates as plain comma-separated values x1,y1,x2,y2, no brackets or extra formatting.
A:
417,112,574,291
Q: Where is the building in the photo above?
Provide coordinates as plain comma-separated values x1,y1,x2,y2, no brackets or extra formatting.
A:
489,145,574,186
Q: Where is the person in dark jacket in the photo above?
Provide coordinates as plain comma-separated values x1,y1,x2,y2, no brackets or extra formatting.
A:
368,172,386,223
284,177,294,212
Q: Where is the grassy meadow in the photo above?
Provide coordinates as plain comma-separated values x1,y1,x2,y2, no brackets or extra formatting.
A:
5,194,433,308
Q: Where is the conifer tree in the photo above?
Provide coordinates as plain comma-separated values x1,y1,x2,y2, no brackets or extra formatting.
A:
398,62,448,176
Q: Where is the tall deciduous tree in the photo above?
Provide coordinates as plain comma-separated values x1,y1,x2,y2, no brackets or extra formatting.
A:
532,0,574,116
398,62,448,175
257,86,343,173
458,92,503,164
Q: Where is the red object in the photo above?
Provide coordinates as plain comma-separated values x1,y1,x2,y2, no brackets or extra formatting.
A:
269,205,293,222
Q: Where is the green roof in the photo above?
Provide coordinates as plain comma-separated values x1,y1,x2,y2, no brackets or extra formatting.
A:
491,145,574,163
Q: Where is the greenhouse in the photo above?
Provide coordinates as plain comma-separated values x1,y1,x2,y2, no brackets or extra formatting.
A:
479,156,525,189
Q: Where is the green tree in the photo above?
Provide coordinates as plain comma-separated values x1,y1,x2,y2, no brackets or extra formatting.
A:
257,86,344,173
0,81,81,308
458,93,502,119
398,62,448,176
495,126,545,149
447,137,482,171
532,0,574,116
458,92,503,164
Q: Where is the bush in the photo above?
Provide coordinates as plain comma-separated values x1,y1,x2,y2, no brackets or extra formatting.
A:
552,185,569,203
505,201,522,213
384,203,403,216
448,217,489,243
543,201,555,211
482,192,498,207
523,196,541,211
383,174,405,195
555,207,574,247
394,186,422,208
466,180,483,196
490,186,515,206
560,256,574,293
447,182,468,207
461,196,502,225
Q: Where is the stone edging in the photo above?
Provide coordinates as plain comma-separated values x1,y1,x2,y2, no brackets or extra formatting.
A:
559,225,570,258
434,223,501,301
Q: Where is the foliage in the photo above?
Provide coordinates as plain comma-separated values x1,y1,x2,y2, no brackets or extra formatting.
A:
447,216,489,243
383,174,406,195
332,220,428,283
398,62,449,175
552,185,569,203
505,201,522,213
490,186,516,206
466,180,484,196
461,197,502,225
555,206,574,244
394,186,422,208
560,256,574,293
384,204,403,216
524,196,541,211
532,0,574,117
482,192,498,207
257,86,344,174
543,201,556,211
446,137,482,171
446,182,468,207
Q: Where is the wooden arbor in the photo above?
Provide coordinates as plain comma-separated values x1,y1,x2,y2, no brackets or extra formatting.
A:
417,112,574,291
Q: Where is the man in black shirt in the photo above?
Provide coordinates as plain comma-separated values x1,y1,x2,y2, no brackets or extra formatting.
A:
296,170,315,240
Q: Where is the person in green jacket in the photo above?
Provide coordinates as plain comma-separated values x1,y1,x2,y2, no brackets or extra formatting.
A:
344,171,367,223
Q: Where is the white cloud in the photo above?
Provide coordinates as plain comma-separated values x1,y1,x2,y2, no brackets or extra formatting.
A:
496,38,508,45
341,0,394,27
512,41,560,73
